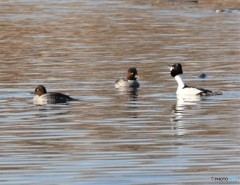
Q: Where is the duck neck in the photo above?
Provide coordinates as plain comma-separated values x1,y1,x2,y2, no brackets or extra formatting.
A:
175,74,185,89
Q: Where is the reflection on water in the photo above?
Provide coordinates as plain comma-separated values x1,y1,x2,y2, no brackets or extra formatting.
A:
0,0,240,184
171,95,202,136
116,88,139,100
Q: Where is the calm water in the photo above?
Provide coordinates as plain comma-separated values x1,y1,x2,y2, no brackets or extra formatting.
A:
0,0,240,184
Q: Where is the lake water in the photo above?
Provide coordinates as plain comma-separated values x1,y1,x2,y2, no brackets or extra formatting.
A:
0,0,239,184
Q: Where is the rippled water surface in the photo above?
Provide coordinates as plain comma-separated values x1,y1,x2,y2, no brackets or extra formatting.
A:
0,0,239,184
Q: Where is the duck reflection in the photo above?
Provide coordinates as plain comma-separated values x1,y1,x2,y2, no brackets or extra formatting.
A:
116,87,139,101
127,88,139,101
115,87,139,118
171,95,202,135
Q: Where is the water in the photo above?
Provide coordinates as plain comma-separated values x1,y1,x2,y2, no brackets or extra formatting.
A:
0,0,239,184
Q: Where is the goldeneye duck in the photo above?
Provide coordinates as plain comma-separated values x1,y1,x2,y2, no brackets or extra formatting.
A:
115,68,140,89
33,85,78,105
169,63,222,96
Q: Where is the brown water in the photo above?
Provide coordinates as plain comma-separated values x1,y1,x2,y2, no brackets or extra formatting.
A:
0,1,240,184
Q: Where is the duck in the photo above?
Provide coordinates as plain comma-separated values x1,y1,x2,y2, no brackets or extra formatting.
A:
33,85,78,105
169,63,222,96
115,68,140,89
